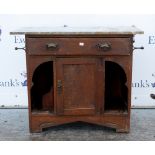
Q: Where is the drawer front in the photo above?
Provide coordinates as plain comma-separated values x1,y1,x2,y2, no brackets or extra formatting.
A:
26,37,131,55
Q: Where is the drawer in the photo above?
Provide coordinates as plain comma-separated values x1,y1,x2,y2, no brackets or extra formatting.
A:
26,37,131,56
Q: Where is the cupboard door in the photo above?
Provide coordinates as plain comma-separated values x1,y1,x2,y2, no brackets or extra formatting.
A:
56,58,104,115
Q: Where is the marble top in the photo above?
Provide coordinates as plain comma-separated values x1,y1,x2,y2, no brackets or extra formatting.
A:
10,26,144,35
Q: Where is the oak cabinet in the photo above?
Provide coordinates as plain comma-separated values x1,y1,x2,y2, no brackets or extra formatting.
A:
11,26,143,132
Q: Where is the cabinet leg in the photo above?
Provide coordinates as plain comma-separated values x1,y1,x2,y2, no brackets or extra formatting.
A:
30,126,43,133
116,128,129,133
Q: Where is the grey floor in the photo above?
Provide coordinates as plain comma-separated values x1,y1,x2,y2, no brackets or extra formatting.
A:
0,109,155,141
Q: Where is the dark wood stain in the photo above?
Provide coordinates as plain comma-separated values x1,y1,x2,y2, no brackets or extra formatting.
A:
26,34,133,133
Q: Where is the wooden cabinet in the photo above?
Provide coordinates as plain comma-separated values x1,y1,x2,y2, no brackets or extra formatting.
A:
11,26,143,132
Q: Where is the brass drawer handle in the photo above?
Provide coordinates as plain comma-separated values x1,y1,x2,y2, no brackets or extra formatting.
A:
97,42,111,51
46,43,58,50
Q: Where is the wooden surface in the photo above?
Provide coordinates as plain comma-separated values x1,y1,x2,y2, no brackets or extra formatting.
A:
25,33,134,133
26,37,131,56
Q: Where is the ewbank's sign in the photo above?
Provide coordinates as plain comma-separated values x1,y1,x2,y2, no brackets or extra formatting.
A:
0,72,27,87
148,35,155,44
0,14,155,107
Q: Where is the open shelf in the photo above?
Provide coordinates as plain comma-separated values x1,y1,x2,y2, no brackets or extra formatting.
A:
104,61,128,112
31,61,54,113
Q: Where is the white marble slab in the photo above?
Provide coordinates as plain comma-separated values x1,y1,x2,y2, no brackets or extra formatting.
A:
10,26,144,35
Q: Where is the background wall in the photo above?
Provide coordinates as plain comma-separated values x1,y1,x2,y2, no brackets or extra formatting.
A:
0,14,155,107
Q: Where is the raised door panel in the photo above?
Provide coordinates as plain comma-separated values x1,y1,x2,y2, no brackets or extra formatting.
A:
56,58,104,115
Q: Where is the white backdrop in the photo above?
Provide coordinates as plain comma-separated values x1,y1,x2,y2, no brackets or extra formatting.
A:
0,14,155,107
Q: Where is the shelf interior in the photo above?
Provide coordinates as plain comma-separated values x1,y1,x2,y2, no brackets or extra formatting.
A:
104,61,128,112
31,61,54,113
